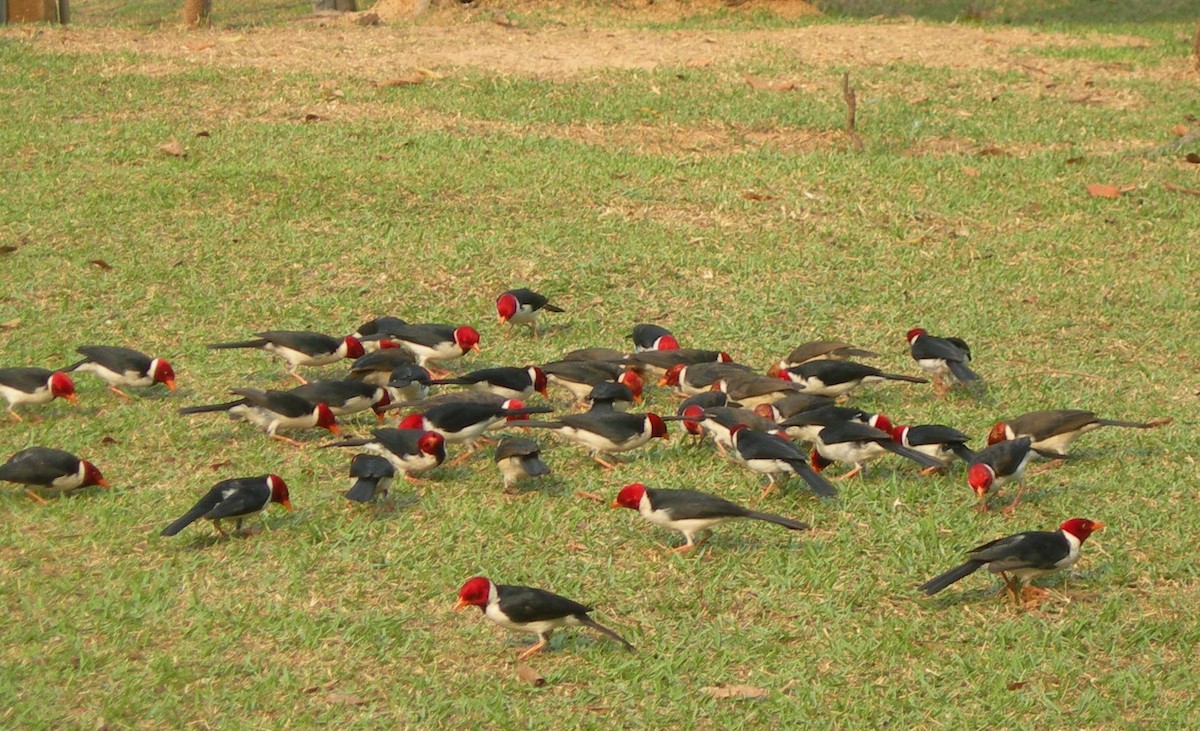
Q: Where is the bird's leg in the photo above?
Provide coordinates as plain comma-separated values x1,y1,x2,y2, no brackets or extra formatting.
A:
670,543,696,554
24,489,49,505
448,446,477,467
834,465,862,481
8,408,24,423
1021,585,1051,605
1000,573,1021,604
404,472,421,484
270,434,306,448
593,454,620,471
517,638,548,661
1001,481,1028,515
713,441,728,458
108,386,132,401
424,364,453,380
932,376,949,398
975,500,991,513
919,465,943,477
695,530,712,548
759,475,779,498
1029,459,1065,476
287,368,309,385
213,520,229,538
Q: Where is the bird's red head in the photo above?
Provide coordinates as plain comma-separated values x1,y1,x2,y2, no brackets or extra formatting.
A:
455,576,493,611
315,403,341,435
455,326,481,353
612,482,646,510
967,463,995,497
418,430,445,457
717,352,733,363
867,414,893,434
398,413,425,430
343,336,366,359
681,404,705,435
729,423,747,437
753,404,779,421
1060,517,1105,542
619,370,644,404
647,412,669,439
372,389,392,414
529,366,549,397
986,422,1008,446
503,399,531,422
149,359,177,391
656,335,680,351
775,367,795,382
809,449,833,472
766,361,783,377
496,293,518,323
905,328,927,345
81,460,109,489
49,371,77,404
267,474,292,511
377,339,401,350
659,363,685,388
888,424,909,444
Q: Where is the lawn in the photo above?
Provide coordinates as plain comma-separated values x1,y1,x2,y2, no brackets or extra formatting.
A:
1,1,1198,728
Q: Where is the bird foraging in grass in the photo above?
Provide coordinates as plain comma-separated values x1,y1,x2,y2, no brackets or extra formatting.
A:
494,438,552,491
65,345,176,400
160,474,292,538
455,576,635,660
0,367,77,422
906,328,979,395
986,409,1172,456
345,454,395,503
207,330,367,384
0,447,108,504
496,289,564,337
178,388,340,447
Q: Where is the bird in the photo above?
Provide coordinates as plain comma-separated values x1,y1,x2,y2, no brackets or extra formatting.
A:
631,323,679,351
0,447,108,503
777,404,877,444
585,381,637,412
540,360,643,404
767,340,879,375
0,367,77,422
160,474,292,537
967,437,1067,512
352,316,409,350
753,392,836,421
729,426,837,498
918,518,1104,604
778,360,927,399
712,372,803,408
454,576,635,660
560,347,628,362
612,482,808,552
810,420,945,479
288,380,392,421
519,411,672,470
64,346,176,400
207,330,367,384
494,438,552,491
676,391,735,443
906,328,979,395
397,399,553,448
429,366,549,401
324,428,446,479
345,454,395,502
888,423,975,475
380,323,481,378
386,363,433,403
496,288,564,337
178,388,340,447
345,348,417,387
684,405,782,456
658,361,754,396
626,349,735,378
986,409,1172,456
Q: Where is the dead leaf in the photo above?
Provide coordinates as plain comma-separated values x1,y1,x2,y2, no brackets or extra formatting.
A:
743,73,796,92
1171,123,1189,136
1185,153,1200,164
0,245,16,254
741,190,775,201
377,73,426,88
978,146,1006,157
565,540,587,551
961,166,980,178
195,130,211,138
1163,183,1200,196
186,43,215,52
574,490,604,503
99,436,119,445
325,693,367,706
1066,156,1085,165
301,685,321,694
89,259,114,270
0,319,19,329
303,113,326,123
1007,680,1027,691
685,57,712,68
1085,183,1122,199
157,139,185,157
209,461,233,471
515,664,546,687
702,684,770,700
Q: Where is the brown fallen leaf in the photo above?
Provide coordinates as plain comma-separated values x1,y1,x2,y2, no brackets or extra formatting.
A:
686,57,712,68
978,146,1006,157
0,319,19,329
1066,156,1085,165
741,190,775,201
515,664,546,687
303,113,326,123
196,130,211,138
962,166,980,178
377,73,426,88
1171,123,1189,136
743,73,796,92
702,684,770,700
1007,680,1027,691
565,540,587,551
1163,183,1200,196
209,461,233,471
186,43,215,52
0,245,16,254
325,693,368,706
1185,153,1200,164
574,490,604,503
157,139,186,157
89,259,114,270
1085,183,1122,199
99,436,120,445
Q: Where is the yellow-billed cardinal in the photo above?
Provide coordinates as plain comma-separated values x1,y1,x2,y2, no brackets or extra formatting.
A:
626,349,734,378
397,399,552,445
541,360,643,404
65,346,176,400
754,392,836,421
289,380,391,421
324,428,445,479
494,437,552,490
987,409,1171,455
712,372,803,408
683,405,782,456
778,404,877,444
345,454,395,502
778,360,927,398
353,316,409,351
160,474,291,537
387,364,433,403
208,330,367,384
612,482,808,552
383,323,481,378
918,518,1104,604
967,436,1068,512
729,425,837,497
346,348,416,387
496,288,564,337
631,323,679,352
429,366,548,400
889,423,975,475
767,340,879,375
455,576,635,660
586,381,636,412
677,391,735,443
178,388,340,447
0,367,77,421
906,328,979,394
561,347,628,362
811,420,945,479
519,411,672,470
0,447,108,503
659,362,754,396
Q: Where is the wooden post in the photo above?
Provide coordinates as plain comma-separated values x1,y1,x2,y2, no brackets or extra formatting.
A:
181,0,211,27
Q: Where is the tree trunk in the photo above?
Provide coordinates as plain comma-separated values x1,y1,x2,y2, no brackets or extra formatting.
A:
313,0,358,11
182,0,212,27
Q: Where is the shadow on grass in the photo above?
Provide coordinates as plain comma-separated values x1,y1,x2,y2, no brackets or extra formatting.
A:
815,0,1198,25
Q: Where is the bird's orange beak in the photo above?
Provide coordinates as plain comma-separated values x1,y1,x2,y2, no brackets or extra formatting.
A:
610,499,622,508
1091,521,1105,532
453,598,469,611
498,315,508,325
280,498,293,512
164,378,177,392
327,423,342,436
472,343,482,352
64,394,79,405
656,376,669,387
96,478,110,489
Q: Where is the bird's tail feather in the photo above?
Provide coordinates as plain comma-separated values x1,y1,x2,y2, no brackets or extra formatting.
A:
178,400,244,415
63,358,89,373
883,442,947,469
790,461,838,498
544,304,566,313
950,444,976,462
579,616,635,652
918,561,983,596
1098,417,1172,430
160,506,209,537
207,339,267,350
882,373,929,384
947,361,981,382
521,456,552,477
743,511,809,531
345,479,379,503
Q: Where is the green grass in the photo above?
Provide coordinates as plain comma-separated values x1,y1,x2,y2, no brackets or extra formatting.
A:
2,2,1200,729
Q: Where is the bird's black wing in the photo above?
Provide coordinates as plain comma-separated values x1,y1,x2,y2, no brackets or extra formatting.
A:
75,346,151,373
649,488,749,521
0,367,52,392
497,584,593,623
